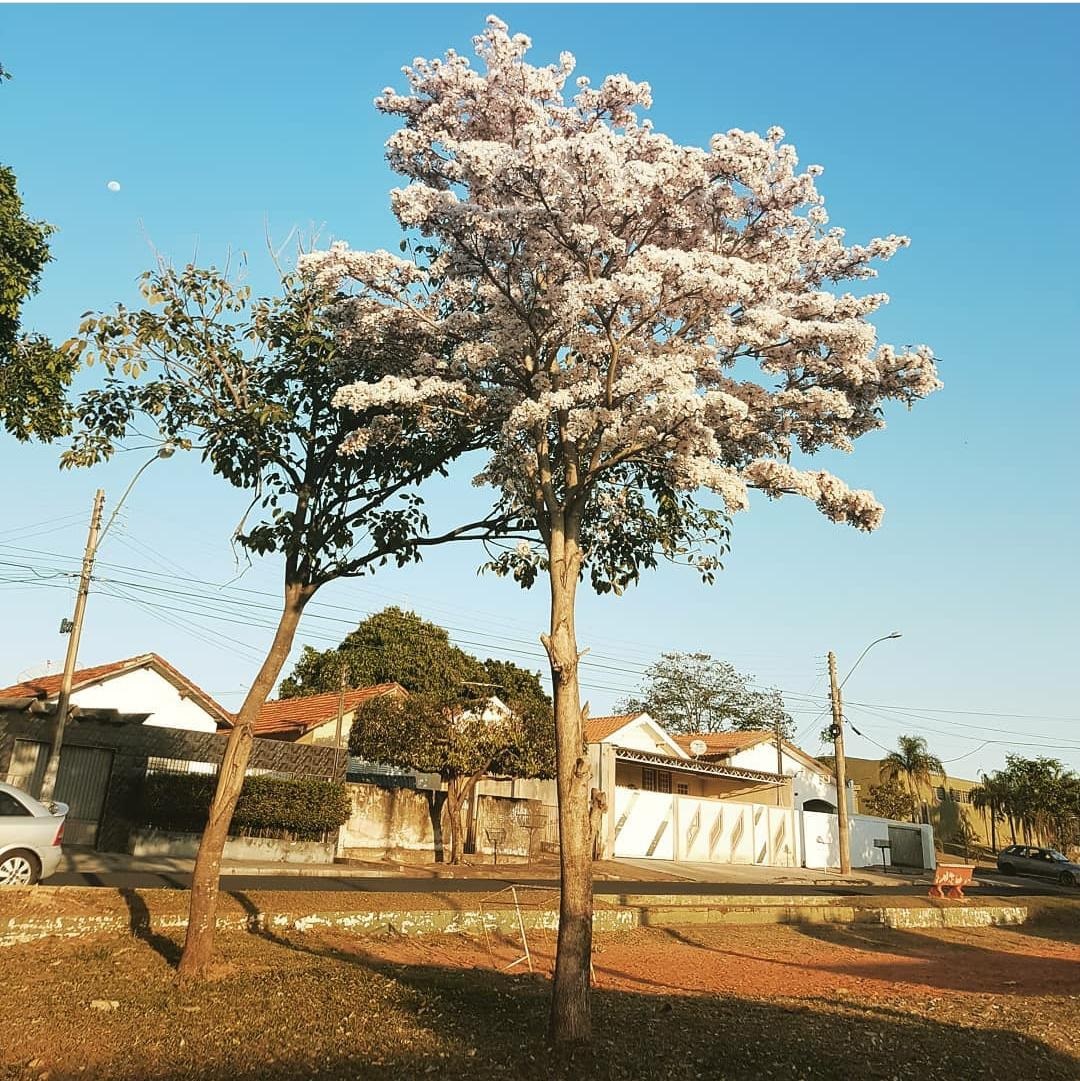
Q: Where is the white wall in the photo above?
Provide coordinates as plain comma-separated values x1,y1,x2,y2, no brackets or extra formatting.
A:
70,667,220,733
728,742,842,812
610,717,685,756
801,810,936,871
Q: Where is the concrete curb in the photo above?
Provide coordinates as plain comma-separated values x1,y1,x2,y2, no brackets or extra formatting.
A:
1,900,1027,947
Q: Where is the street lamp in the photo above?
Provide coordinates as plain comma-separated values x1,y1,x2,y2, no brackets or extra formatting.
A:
829,632,902,875
37,445,175,800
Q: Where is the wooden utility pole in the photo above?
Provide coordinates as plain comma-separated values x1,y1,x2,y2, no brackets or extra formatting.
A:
38,489,105,801
774,715,784,806
828,650,851,875
332,661,349,779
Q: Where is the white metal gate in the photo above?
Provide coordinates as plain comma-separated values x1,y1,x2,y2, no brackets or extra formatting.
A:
613,788,795,867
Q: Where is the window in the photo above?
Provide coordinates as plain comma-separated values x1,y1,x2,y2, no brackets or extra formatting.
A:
0,791,32,816
676,783,689,796
934,786,947,802
642,768,672,793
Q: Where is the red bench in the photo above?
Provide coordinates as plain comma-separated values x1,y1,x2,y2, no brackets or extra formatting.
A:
928,863,975,899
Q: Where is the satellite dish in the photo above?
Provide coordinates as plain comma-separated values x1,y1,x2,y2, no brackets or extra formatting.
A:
689,739,708,757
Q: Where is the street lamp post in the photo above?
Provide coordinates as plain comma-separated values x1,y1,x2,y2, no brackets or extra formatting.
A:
829,632,901,875
36,446,174,801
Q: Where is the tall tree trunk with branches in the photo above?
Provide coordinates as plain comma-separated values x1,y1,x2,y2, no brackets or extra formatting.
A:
542,521,592,1044
178,582,313,981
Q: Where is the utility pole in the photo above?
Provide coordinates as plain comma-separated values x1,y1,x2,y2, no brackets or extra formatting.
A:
774,715,784,807
38,489,105,801
332,660,349,780
828,650,851,875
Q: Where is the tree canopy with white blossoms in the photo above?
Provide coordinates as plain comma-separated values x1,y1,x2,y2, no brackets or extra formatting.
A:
303,16,941,1042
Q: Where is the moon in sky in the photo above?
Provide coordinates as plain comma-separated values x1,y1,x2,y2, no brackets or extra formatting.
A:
106,180,121,192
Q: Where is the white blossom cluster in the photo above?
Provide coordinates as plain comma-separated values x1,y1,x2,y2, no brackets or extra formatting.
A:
301,16,941,533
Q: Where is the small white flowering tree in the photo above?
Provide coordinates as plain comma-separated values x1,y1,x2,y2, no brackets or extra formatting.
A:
303,17,941,1042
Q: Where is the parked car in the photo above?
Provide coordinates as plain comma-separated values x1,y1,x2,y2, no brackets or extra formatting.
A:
996,844,1080,887
0,781,68,885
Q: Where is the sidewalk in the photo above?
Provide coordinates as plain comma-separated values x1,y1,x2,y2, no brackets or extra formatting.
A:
55,847,683,882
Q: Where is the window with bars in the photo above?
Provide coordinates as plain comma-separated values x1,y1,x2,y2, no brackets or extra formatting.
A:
676,782,689,796
642,767,672,793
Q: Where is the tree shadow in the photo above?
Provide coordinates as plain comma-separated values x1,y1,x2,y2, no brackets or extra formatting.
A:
132,944,1080,1081
118,888,182,966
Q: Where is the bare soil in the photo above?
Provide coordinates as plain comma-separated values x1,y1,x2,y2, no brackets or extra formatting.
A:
0,903,1076,1080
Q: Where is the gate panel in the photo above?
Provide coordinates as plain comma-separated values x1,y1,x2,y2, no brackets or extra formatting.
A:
888,825,924,869
7,739,47,794
613,788,674,859
54,746,114,846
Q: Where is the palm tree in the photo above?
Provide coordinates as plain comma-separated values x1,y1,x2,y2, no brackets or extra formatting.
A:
971,772,1008,853
880,735,945,824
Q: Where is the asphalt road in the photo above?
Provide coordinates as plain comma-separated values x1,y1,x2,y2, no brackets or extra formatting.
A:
43,868,1074,899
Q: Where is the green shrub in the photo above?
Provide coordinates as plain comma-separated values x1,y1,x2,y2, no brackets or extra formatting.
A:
138,771,350,841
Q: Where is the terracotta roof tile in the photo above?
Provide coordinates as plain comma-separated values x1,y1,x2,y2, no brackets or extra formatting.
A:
0,652,234,729
673,731,773,757
253,683,405,738
584,714,643,744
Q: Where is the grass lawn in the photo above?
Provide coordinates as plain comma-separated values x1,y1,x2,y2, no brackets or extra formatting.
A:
1,900,1077,1080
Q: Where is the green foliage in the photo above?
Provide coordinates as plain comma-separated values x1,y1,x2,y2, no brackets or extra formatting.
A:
138,771,350,841
862,780,916,822
64,264,505,588
351,690,554,783
879,735,945,811
974,756,1080,850
616,651,793,738
0,163,75,440
279,607,552,726
281,606,487,700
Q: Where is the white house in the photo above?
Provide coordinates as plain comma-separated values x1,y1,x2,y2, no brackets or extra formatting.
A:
584,712,933,872
0,653,234,733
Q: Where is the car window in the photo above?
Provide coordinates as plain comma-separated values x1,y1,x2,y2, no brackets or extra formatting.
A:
0,791,32,816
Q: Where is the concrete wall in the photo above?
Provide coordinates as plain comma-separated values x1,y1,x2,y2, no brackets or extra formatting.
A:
800,810,936,871
130,828,335,864
68,667,222,733
0,711,343,853
336,781,548,862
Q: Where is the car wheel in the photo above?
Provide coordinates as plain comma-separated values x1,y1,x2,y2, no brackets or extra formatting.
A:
0,850,40,886
999,863,1015,875
1058,871,1076,888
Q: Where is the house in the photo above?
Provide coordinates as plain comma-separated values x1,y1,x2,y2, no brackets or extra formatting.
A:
253,683,406,746
669,730,848,814
585,711,797,866
0,653,234,734
585,711,933,871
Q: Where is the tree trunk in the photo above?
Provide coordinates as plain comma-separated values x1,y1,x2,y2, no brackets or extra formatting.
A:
446,775,467,865
542,533,591,1045
177,582,312,983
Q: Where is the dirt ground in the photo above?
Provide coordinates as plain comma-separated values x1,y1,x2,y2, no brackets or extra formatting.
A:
0,909,1077,1080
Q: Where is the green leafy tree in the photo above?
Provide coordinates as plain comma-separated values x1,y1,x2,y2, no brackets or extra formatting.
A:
617,651,793,738
879,735,945,823
353,690,554,863
280,606,552,718
0,163,76,440
65,263,518,982
862,779,916,822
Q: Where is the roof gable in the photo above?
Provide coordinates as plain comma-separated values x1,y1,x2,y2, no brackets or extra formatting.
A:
585,712,688,760
254,683,405,738
0,653,234,729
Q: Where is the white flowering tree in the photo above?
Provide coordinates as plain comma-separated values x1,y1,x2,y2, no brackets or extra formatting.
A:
303,17,941,1042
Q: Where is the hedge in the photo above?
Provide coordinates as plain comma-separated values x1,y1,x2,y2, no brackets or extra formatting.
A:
138,771,351,841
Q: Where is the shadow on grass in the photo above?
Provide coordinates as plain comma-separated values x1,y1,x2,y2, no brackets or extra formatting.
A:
118,888,182,966
130,942,1080,1081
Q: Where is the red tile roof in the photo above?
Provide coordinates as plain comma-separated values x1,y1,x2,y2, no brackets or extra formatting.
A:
584,714,644,744
0,653,234,729
253,683,405,739
674,731,773,757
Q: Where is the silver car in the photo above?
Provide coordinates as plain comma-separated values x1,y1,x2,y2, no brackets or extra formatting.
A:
0,781,68,885
996,843,1080,887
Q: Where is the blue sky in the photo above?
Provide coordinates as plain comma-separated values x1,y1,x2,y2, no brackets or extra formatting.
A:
1,4,1078,776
